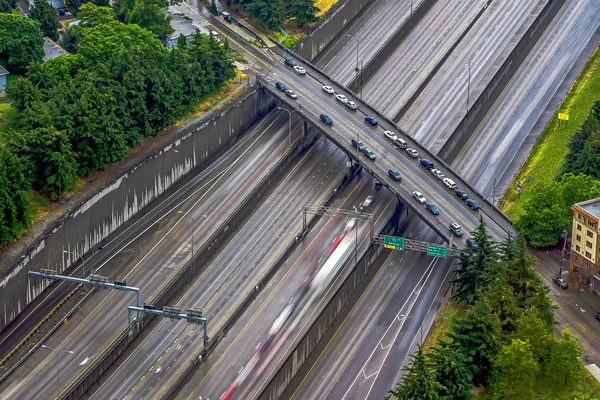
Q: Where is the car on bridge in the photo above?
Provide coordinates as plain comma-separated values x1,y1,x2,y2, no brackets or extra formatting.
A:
294,66,306,75
384,131,398,141
322,85,334,94
388,168,402,181
449,222,463,236
335,94,348,103
345,101,358,110
443,178,456,190
466,199,480,210
320,114,333,125
424,202,439,215
412,191,426,204
431,169,444,179
285,58,296,68
275,82,287,91
406,148,419,158
352,139,365,151
365,116,378,126
454,189,469,200
420,159,434,170
285,89,298,99
360,195,374,210
363,148,376,160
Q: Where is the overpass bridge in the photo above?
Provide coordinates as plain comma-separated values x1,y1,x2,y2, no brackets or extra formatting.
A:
255,48,515,243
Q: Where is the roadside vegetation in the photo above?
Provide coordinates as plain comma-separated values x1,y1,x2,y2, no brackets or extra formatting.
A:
0,3,235,247
500,44,600,247
388,220,600,399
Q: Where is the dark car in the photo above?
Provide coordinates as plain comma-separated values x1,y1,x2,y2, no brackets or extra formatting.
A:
454,189,469,200
465,238,475,248
320,114,333,125
352,139,366,151
424,202,439,215
595,312,600,322
365,116,378,126
275,81,287,91
552,277,569,289
388,169,402,181
466,199,480,210
285,58,297,68
420,159,434,170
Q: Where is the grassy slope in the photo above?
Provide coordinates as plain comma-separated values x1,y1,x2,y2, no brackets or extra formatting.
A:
499,44,600,220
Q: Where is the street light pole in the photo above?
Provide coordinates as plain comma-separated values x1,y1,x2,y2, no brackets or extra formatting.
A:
466,61,474,113
41,345,73,399
277,107,302,146
63,250,85,282
560,230,568,276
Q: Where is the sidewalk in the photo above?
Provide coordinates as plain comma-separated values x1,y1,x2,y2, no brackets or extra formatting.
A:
211,0,277,48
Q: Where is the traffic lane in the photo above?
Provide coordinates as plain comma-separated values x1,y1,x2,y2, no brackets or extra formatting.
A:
319,0,416,86
365,0,485,117
185,175,385,400
407,0,538,147
293,217,440,400
2,112,294,400
96,138,347,400
454,0,600,196
266,60,511,242
240,196,398,400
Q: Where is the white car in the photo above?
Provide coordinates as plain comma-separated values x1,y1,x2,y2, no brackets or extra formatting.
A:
412,191,427,204
322,85,334,94
431,169,444,179
294,65,306,75
442,177,456,190
406,148,419,158
360,195,374,210
384,131,397,141
335,94,348,103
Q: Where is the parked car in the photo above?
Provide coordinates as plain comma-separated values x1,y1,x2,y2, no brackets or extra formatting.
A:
285,89,298,99
449,222,463,236
285,58,296,68
320,114,333,125
412,191,427,204
360,195,374,210
552,277,569,289
454,189,469,200
351,139,366,151
442,178,456,190
384,131,398,141
406,148,419,158
365,116,378,126
275,81,287,91
322,85,334,94
431,169,444,179
466,199,480,210
388,168,402,181
335,94,348,103
425,202,439,215
294,65,306,75
345,101,358,110
363,148,376,160
420,159,434,170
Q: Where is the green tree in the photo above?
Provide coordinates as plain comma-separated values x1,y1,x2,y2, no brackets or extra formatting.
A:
387,346,444,400
560,172,600,210
511,308,554,363
125,0,174,40
506,234,536,301
562,112,600,178
429,344,472,400
6,77,40,112
0,13,44,73
490,339,538,399
65,0,109,15
0,0,16,13
245,0,284,30
288,0,319,26
77,2,115,26
544,329,582,386
29,0,59,40
480,279,519,333
448,296,501,386
209,0,218,15
0,145,31,244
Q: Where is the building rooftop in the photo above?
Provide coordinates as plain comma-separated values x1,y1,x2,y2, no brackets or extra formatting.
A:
0,65,7,75
43,37,69,61
165,4,209,43
576,198,600,220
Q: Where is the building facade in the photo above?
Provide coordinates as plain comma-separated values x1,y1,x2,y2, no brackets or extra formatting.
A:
571,198,600,294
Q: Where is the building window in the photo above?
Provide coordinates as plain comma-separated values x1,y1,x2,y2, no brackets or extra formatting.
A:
588,230,594,238
578,213,583,221
588,219,595,227
575,254,579,262
577,224,582,231
586,240,593,248
576,245,581,252
577,234,582,241
585,253,592,261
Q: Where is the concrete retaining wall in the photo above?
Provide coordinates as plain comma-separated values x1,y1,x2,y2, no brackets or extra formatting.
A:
293,0,376,62
258,203,405,400
347,0,437,94
0,88,274,334
62,118,320,400
438,0,566,163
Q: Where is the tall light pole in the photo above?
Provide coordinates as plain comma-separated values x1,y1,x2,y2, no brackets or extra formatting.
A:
41,344,73,399
410,0,413,25
466,61,474,113
400,314,424,346
559,230,568,276
63,250,85,282
178,211,208,259
277,107,302,146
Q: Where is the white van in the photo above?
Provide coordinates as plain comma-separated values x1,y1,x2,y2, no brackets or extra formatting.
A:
442,177,456,190
395,138,408,149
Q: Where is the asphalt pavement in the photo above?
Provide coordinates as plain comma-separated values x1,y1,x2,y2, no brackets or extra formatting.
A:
0,110,295,400
453,0,600,202
87,137,349,399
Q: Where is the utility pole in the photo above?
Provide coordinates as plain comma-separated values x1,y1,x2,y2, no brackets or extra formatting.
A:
559,230,568,276
41,345,73,399
466,61,474,113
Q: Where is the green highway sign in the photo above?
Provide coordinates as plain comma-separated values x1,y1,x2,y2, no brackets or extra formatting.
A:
384,235,404,251
427,244,448,258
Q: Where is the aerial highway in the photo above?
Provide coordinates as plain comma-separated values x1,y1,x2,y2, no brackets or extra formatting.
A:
176,175,396,400
313,0,420,86
399,0,545,153
87,137,350,399
453,0,600,200
363,0,487,119
0,110,300,400
290,218,453,400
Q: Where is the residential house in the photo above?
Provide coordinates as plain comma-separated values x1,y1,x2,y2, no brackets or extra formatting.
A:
0,65,8,97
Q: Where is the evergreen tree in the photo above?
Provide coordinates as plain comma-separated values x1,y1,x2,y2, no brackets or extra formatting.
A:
209,0,218,15
480,279,519,333
429,344,472,400
125,0,174,40
506,234,536,301
387,346,444,400
0,13,45,73
0,0,17,13
29,0,60,40
245,0,284,30
288,0,319,26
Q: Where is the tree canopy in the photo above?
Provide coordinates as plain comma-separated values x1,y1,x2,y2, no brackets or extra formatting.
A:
0,13,44,73
29,0,60,40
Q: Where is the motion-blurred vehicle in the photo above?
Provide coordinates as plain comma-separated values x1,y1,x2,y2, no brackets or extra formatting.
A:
360,195,374,210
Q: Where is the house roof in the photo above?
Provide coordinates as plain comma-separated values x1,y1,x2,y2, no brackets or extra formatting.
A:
0,65,8,76
43,37,69,61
